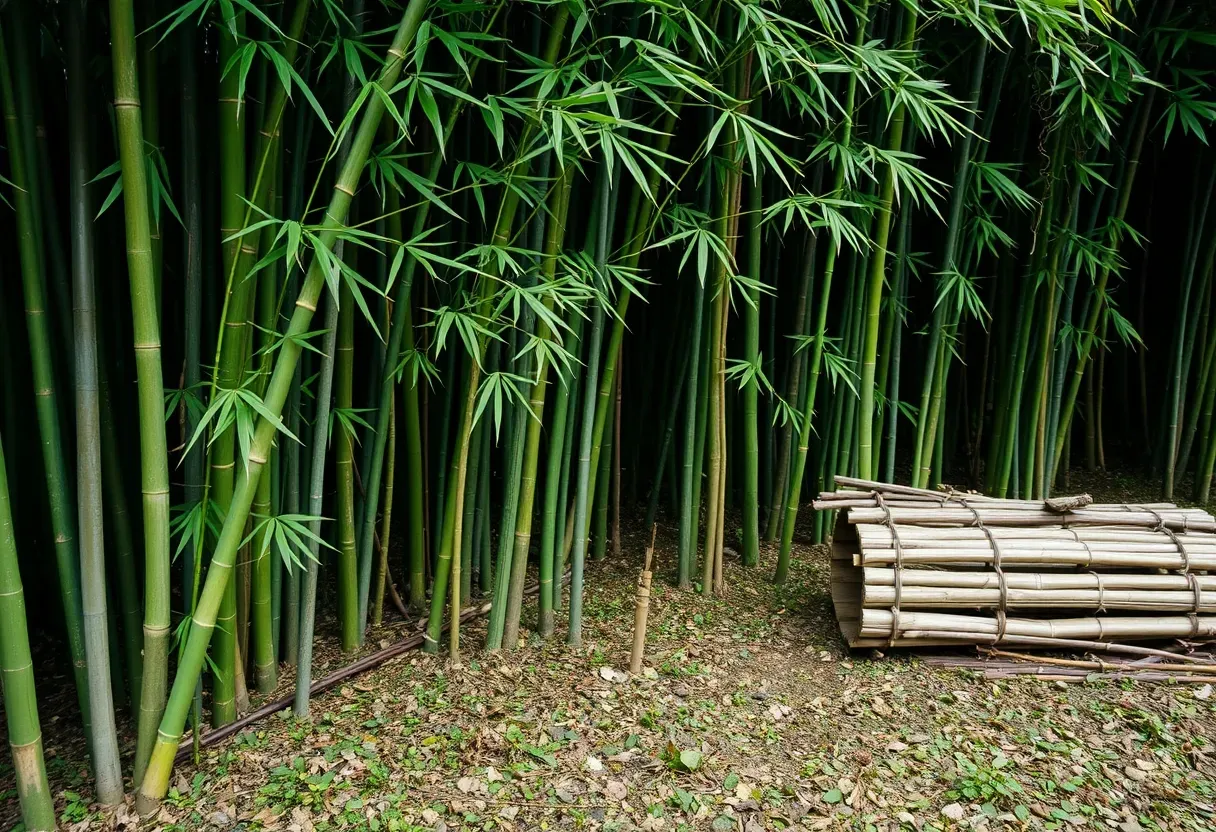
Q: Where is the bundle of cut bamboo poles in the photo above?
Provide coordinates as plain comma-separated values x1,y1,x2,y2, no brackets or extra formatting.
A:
816,477,1216,649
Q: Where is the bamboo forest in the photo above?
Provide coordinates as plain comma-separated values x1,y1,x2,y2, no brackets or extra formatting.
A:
5,0,1216,829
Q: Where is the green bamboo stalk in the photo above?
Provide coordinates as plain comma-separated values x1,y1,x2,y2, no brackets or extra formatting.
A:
294,295,339,717
645,335,690,533
434,346,456,568
372,393,397,626
268,158,286,664
136,6,426,809
336,282,359,651
460,412,483,603
1194,310,1216,503
703,279,726,595
179,6,205,710
14,3,73,386
100,372,143,714
1176,254,1216,476
139,0,163,307
103,0,173,773
910,38,987,486
208,5,249,728
741,151,763,567
1047,19,1170,485
776,0,869,582
0,431,57,831
67,0,122,801
1030,190,1076,498
539,308,583,635
575,93,686,545
1188,283,1216,499
883,203,911,482
386,185,427,611
250,211,282,692
501,167,573,650
1044,180,1084,489
430,3,568,652
1165,167,1216,497
594,377,614,563
569,166,611,647
0,13,94,751
477,404,493,594
361,17,498,633
679,250,708,589
858,7,917,481
282,361,302,664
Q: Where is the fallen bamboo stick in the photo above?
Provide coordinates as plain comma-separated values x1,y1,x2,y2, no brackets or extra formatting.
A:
982,647,1216,675
929,633,1216,662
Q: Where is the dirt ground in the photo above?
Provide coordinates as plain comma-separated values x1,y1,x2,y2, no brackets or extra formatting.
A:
5,474,1216,831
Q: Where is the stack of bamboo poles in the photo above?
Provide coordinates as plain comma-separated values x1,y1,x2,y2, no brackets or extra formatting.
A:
817,477,1216,649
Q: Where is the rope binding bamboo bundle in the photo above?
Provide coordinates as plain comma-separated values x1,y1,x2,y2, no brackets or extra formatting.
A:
816,477,1216,650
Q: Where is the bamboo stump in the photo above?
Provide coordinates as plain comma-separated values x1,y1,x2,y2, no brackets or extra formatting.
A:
629,526,657,674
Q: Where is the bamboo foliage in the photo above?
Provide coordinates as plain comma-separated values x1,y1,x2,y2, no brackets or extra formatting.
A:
5,2,1216,825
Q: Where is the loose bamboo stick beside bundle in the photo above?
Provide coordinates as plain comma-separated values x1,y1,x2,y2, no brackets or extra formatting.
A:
822,477,1216,649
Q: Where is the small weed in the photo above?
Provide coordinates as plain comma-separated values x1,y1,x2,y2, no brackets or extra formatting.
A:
947,750,1023,806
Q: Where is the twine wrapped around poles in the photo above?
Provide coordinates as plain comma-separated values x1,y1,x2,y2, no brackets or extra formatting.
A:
817,478,1216,649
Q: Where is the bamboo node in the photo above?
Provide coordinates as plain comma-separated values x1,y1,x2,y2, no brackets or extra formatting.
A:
387,48,407,61
295,299,318,312
334,182,356,197
113,97,141,109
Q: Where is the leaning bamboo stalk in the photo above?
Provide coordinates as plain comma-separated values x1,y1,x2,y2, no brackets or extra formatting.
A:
134,4,427,812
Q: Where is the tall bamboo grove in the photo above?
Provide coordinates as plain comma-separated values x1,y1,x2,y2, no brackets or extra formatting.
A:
2,0,1216,824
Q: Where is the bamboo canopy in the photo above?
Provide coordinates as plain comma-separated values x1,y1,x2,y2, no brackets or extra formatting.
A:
819,478,1216,649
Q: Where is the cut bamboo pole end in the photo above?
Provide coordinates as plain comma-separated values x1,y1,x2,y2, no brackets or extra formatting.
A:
629,525,657,675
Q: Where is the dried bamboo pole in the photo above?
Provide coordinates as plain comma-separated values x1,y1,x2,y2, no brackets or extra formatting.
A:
983,648,1216,675
863,585,1216,612
863,568,1216,591
629,526,657,675
826,481,1216,650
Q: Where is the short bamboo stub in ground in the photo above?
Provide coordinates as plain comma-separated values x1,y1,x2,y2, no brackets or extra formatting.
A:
629,526,657,675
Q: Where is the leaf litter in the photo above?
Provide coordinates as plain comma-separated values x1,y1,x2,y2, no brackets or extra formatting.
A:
7,474,1216,830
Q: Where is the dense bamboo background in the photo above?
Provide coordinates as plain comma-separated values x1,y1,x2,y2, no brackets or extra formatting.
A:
3,0,1216,825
